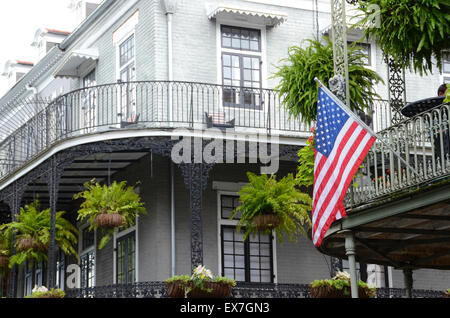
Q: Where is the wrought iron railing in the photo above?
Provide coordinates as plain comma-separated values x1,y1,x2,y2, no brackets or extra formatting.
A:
0,81,396,182
0,81,310,181
63,281,445,298
345,102,450,208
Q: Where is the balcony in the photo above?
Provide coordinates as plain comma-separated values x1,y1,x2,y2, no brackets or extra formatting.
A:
0,80,397,185
344,102,450,209
63,281,445,298
0,81,313,182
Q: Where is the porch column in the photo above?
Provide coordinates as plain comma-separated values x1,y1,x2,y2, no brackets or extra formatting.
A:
179,162,214,271
4,182,25,298
403,268,413,298
343,230,359,298
47,157,62,288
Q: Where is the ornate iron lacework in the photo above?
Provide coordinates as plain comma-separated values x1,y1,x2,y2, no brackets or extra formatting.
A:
0,136,302,289
64,281,445,299
385,55,407,124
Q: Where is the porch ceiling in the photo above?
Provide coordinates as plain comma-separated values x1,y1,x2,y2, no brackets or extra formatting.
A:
22,151,149,207
320,196,450,270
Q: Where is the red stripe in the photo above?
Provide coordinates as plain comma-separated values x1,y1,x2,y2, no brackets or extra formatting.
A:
313,135,376,247
313,127,367,235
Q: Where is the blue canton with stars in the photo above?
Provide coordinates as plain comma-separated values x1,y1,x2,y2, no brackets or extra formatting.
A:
315,87,350,157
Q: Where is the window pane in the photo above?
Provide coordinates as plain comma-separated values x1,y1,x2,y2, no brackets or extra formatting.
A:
222,27,231,37
223,241,234,254
235,269,245,281
221,26,260,52
443,52,450,73
223,55,231,67
241,40,250,50
120,34,135,67
222,37,231,47
223,67,231,79
243,70,252,81
234,242,244,254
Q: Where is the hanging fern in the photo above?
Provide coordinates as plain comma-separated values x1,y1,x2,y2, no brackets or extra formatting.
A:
272,36,383,125
0,200,78,268
356,0,450,75
232,172,312,242
74,180,146,250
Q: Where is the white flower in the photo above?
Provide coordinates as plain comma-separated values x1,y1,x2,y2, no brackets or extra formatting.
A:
333,271,351,281
192,265,214,280
32,285,48,293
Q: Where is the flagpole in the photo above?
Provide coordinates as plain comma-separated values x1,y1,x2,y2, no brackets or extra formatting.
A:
314,77,422,179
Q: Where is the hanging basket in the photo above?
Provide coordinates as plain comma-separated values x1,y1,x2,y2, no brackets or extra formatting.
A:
16,237,48,253
166,281,233,298
252,214,281,231
0,255,9,268
95,213,124,229
310,284,375,299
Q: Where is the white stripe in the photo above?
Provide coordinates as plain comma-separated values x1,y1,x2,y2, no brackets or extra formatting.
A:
312,119,359,225
313,132,372,244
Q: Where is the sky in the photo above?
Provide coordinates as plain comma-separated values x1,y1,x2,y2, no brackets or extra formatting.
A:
0,0,80,96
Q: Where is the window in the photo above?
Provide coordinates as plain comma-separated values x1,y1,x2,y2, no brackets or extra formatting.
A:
221,26,262,109
81,69,97,131
24,261,33,296
221,26,261,52
348,41,372,67
34,261,43,287
116,232,136,284
443,51,450,83
219,195,274,283
118,34,137,122
80,227,95,288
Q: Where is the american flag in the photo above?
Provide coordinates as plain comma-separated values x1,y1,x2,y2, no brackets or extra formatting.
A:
312,87,376,247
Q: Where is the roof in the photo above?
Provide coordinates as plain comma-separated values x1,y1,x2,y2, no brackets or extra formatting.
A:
45,28,72,36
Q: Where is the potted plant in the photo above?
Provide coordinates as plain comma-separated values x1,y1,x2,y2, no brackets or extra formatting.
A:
25,286,65,298
166,265,236,298
0,200,78,268
231,172,312,242
74,180,146,250
444,289,450,298
310,271,376,298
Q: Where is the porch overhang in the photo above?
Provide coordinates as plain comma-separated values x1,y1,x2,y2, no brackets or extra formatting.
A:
53,48,99,78
206,3,287,27
319,181,450,270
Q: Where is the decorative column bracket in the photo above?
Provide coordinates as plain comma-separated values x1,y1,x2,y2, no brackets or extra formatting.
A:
178,162,214,271
385,55,407,124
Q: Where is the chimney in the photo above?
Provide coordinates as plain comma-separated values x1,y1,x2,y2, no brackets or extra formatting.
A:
69,0,102,24
31,28,71,62
2,60,34,88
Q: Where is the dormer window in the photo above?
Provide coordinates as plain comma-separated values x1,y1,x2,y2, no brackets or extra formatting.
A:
32,28,71,62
